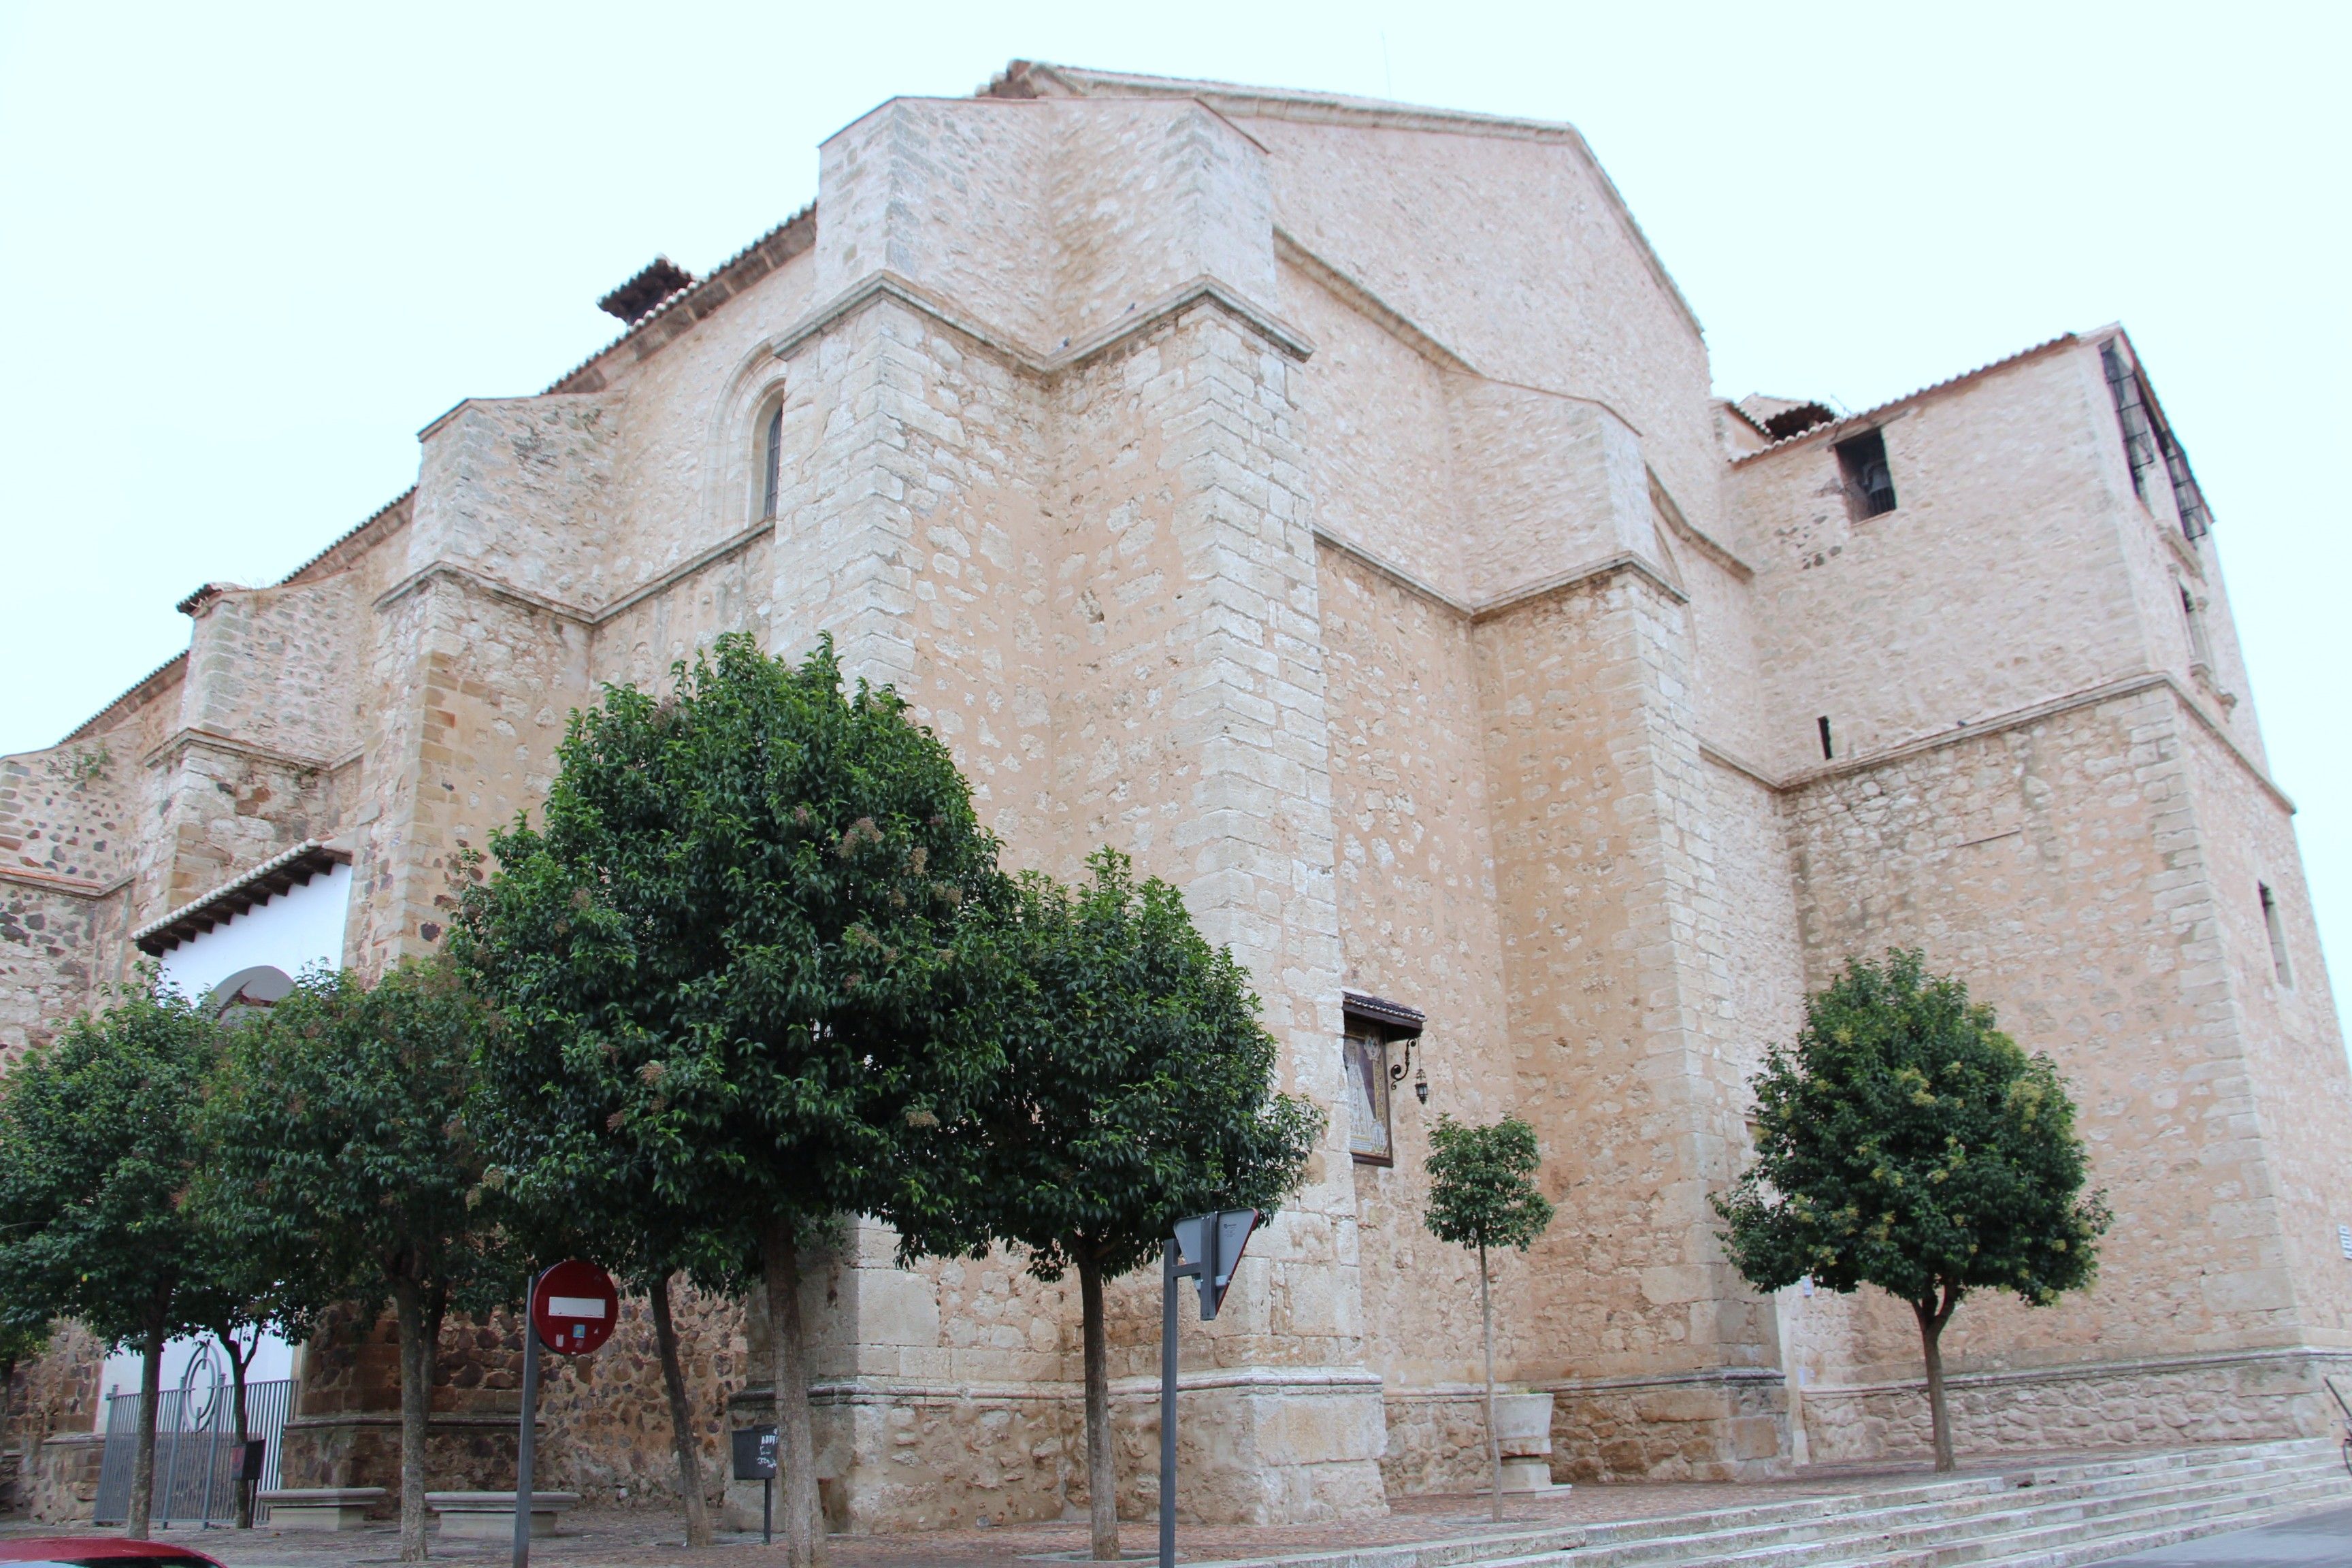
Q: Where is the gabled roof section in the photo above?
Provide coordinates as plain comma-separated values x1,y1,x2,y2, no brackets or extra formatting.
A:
987,60,1703,342
1731,333,2080,465
133,838,352,956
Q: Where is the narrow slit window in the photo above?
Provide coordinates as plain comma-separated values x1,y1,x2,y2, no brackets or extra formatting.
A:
1817,716,1835,760
2180,585,2215,672
760,402,783,521
2259,883,2293,987
1835,429,1897,519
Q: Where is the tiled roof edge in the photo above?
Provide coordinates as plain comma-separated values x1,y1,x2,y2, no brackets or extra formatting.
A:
1731,333,2080,466
131,838,353,955
59,651,189,747
544,203,818,395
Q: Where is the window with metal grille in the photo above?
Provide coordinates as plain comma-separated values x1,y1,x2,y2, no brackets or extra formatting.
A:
2102,341,2210,540
1835,429,1897,519
760,402,783,521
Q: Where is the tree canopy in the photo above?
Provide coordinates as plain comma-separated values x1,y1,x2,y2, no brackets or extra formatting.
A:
198,959,510,1561
968,851,1322,1560
0,987,248,1538
1712,948,2109,1469
451,632,1011,1568
1424,1114,1554,1260
1422,1112,1553,1518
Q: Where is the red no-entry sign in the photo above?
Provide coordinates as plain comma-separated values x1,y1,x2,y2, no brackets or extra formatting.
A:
529,1259,618,1356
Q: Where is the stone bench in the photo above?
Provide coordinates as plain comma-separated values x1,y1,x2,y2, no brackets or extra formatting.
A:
427,1490,580,1539
257,1486,387,1531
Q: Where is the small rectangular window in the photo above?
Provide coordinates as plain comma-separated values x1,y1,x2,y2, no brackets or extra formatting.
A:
1835,429,1897,519
2259,883,2293,987
1817,715,1835,761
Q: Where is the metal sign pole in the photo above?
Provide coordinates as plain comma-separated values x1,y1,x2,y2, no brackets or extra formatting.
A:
1160,1240,1179,1568
513,1273,544,1568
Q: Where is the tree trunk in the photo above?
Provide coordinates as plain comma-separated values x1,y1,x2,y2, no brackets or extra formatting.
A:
1480,1241,1501,1521
125,1320,164,1539
1913,1289,1960,1473
392,1279,431,1562
649,1273,713,1548
217,1326,252,1528
1077,1253,1117,1560
764,1218,824,1568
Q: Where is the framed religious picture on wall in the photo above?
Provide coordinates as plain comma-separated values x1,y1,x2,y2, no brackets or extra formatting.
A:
1341,992,1425,1166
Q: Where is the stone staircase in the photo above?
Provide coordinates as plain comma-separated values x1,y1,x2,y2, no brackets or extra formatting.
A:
1203,1439,2349,1568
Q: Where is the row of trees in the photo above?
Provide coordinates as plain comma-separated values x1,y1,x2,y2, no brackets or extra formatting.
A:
0,627,2110,1563
0,634,1323,1566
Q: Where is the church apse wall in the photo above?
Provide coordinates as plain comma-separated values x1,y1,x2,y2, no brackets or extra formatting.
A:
3,59,2347,1528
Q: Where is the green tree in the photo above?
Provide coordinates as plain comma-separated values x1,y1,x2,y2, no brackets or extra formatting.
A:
197,960,511,1562
451,632,1009,1568
966,853,1323,1561
0,988,246,1539
1712,949,2110,1471
1422,1113,1554,1519
461,1042,750,1549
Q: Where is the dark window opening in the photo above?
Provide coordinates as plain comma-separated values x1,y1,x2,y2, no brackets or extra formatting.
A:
760,403,784,521
1835,429,1897,518
1817,715,1835,760
2103,340,2210,540
2260,883,2293,987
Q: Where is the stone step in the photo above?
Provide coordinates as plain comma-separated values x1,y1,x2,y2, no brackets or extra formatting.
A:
1865,1473,2352,1568
1561,1463,2350,1568
1182,1442,2341,1568
1543,1452,2345,1568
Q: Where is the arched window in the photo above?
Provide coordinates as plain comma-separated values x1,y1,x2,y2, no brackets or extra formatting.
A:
208,964,294,1028
758,399,783,521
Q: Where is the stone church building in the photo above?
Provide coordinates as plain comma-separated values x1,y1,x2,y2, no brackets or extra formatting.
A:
5,61,2349,1529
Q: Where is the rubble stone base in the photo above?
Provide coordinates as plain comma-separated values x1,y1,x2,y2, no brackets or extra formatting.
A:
725,1369,1388,1535
1545,1369,1793,1482
1798,1347,2352,1463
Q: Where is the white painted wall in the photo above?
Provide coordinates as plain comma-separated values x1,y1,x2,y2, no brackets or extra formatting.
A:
156,861,353,1003
97,1331,296,1428
105,864,350,1426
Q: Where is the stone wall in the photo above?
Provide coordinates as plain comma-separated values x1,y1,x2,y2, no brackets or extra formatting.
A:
4,61,2347,1531
1800,1348,2352,1463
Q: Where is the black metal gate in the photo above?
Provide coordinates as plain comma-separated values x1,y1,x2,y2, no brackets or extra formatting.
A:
93,1358,291,1528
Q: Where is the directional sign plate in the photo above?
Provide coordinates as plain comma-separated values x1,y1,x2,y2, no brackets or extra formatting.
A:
1171,1208,1260,1320
529,1258,619,1355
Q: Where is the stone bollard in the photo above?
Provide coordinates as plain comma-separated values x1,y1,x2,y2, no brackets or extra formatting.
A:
1492,1392,1567,1493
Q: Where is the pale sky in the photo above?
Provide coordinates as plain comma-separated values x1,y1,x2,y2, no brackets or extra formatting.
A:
3,1,2345,1019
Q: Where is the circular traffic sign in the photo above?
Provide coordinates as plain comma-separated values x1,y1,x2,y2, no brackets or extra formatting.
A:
529,1259,619,1356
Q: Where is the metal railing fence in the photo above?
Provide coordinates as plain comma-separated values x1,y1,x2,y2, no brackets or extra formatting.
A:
94,1375,290,1527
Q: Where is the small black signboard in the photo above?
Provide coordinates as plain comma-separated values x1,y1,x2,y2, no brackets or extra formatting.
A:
731,1425,778,1480
732,1424,779,1544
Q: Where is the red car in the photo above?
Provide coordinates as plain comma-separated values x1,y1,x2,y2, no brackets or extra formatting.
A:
0,1544,223,1567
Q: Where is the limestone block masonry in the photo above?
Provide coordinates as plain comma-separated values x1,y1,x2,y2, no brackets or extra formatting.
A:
5,59,2348,1529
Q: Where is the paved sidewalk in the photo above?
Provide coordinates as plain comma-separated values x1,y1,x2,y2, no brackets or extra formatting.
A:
0,1449,2251,1568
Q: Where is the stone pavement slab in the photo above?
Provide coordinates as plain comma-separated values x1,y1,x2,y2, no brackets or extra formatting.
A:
2094,1501,2352,1567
